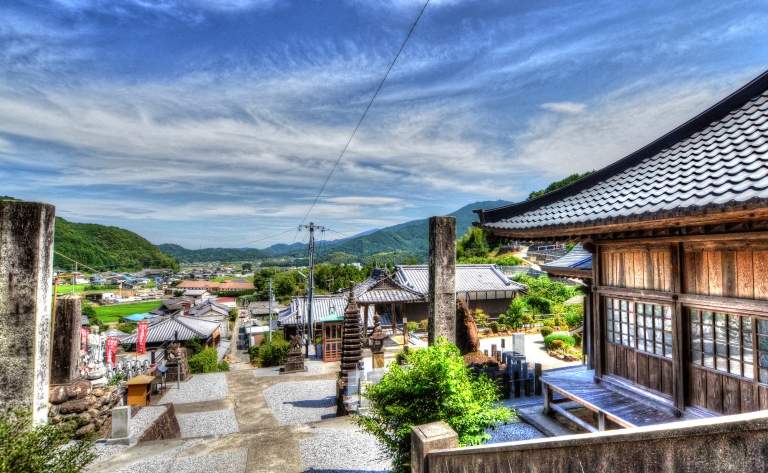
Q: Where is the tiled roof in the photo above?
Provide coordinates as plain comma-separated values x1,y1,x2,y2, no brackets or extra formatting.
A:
476,70,768,235
103,328,131,339
187,300,230,317
357,277,426,303
393,265,527,294
121,315,219,345
541,244,593,270
176,280,255,290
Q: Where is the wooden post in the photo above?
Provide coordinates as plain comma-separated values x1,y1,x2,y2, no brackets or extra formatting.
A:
671,242,687,410
543,383,552,416
597,411,607,431
534,363,543,395
428,216,456,345
592,246,603,377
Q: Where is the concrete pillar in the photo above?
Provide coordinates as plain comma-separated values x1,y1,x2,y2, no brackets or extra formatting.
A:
428,216,456,345
0,200,55,424
411,421,458,473
107,405,135,445
51,295,82,385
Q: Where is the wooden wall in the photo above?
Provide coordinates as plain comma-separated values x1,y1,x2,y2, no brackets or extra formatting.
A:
605,343,674,397
689,365,768,415
600,247,672,291
682,242,768,300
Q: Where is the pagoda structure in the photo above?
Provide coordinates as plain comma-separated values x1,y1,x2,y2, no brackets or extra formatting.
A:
337,281,363,415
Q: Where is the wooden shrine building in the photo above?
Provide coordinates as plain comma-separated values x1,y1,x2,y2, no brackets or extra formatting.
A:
476,69,768,420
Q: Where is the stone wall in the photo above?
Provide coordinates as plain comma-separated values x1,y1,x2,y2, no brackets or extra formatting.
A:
138,403,182,442
48,380,121,437
424,411,768,473
0,200,55,424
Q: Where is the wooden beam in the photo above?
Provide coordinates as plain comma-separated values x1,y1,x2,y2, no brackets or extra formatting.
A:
677,293,768,317
593,248,603,377
595,286,675,302
670,242,686,410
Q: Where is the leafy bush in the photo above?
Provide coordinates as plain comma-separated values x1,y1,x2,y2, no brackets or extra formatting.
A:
354,340,514,473
540,326,554,338
552,340,565,351
573,333,582,347
81,304,97,317
564,304,584,329
521,314,534,326
108,372,125,386
498,324,507,332
406,321,418,333
218,360,230,372
552,314,567,329
544,334,575,350
229,308,238,322
188,348,218,373
258,332,290,367
418,319,429,331
0,406,96,473
543,319,555,328
115,323,136,335
490,321,499,333
184,335,204,358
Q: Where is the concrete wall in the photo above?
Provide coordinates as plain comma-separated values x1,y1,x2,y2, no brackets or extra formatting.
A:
425,411,768,473
0,200,55,423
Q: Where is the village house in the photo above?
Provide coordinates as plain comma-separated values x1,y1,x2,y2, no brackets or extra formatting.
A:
186,299,231,338
475,69,768,422
121,315,220,351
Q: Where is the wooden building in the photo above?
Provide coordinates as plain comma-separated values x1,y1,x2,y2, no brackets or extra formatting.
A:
476,70,768,418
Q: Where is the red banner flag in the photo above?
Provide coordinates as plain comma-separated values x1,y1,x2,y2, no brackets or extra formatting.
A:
80,327,89,350
137,321,149,355
105,337,119,366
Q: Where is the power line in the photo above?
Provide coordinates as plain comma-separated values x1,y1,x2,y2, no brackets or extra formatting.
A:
298,0,432,226
233,228,297,248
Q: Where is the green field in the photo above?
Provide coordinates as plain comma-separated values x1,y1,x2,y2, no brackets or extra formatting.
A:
92,301,163,323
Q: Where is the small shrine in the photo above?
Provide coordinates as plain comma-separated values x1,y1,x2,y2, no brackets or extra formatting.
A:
319,308,344,362
125,374,154,406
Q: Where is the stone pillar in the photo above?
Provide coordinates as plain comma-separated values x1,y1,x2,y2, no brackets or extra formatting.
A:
0,200,55,424
51,295,82,385
428,216,456,345
411,421,458,473
107,405,135,446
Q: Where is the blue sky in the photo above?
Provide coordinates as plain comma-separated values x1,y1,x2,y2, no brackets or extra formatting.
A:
2,0,768,248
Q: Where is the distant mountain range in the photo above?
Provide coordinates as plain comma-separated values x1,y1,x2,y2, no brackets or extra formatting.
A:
156,200,512,264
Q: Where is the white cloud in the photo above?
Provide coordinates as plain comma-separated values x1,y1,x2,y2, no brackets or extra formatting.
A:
541,102,587,114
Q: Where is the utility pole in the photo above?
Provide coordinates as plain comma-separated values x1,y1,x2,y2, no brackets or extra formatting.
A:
268,278,273,343
298,222,325,358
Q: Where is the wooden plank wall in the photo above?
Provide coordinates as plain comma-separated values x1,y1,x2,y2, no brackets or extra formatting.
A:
689,365,768,415
605,343,673,397
682,242,768,299
601,247,672,292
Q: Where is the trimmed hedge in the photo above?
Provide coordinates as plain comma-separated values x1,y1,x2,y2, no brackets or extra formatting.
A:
540,326,554,338
544,333,575,350
188,348,219,373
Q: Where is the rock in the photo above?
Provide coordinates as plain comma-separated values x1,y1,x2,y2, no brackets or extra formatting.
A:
59,398,91,415
68,380,92,399
94,418,103,427
49,404,60,417
78,412,92,425
100,405,109,413
92,388,105,397
75,423,95,437
88,408,101,419
50,386,68,404
50,415,61,424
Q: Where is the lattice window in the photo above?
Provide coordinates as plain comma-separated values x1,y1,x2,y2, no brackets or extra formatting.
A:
605,297,672,358
690,310,754,380
757,319,768,384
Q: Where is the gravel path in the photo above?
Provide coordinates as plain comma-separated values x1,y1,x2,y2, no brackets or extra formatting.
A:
159,373,230,404
252,361,323,377
114,438,247,473
177,409,239,438
92,406,172,462
264,380,336,426
485,421,546,444
300,427,390,473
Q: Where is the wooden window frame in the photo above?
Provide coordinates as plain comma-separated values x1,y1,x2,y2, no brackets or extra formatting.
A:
605,296,673,360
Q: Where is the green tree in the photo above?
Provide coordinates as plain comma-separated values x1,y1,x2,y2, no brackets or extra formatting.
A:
274,271,297,299
241,263,253,271
354,340,514,473
528,171,594,200
0,406,96,473
403,256,419,265
456,227,490,260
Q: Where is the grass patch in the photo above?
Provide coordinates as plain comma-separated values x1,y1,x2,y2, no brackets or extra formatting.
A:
92,301,163,323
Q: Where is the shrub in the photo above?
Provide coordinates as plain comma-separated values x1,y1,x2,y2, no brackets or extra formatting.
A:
248,344,260,362
543,319,556,328
229,308,238,322
406,321,418,333
573,333,582,347
354,339,514,473
115,323,136,335
540,326,554,338
188,348,218,373
552,340,565,351
184,335,204,358
544,334,575,350
564,305,584,329
521,314,534,327
418,319,429,331
498,324,507,333
0,406,96,473
490,321,499,333
81,304,96,317
108,372,125,386
258,334,290,367
552,314,567,329
218,360,230,372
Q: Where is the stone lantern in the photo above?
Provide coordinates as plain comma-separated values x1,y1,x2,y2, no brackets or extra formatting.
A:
369,314,388,369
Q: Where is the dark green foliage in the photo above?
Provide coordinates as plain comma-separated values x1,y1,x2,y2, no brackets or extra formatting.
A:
241,263,253,271
490,321,499,333
354,340,514,473
54,217,179,271
183,335,204,358
218,360,230,372
229,308,238,322
456,227,490,260
511,274,580,318
573,333,582,347
540,326,554,338
502,297,527,329
0,196,16,201
563,304,585,329
528,171,594,200
254,331,290,367
248,344,260,362
108,372,125,386
173,289,185,297
312,263,371,294
544,334,575,350
156,244,271,263
0,406,96,473
406,321,418,333
81,304,96,317
188,348,219,373
114,323,136,335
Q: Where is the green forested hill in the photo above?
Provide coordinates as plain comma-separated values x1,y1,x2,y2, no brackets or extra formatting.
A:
157,244,272,263
54,217,179,271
